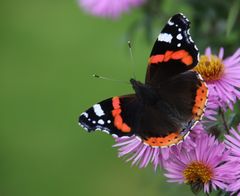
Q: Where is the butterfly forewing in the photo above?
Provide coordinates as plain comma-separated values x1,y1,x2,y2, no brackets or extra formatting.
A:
146,13,199,85
79,95,140,138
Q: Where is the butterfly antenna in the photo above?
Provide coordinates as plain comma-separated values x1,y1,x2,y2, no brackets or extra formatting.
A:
92,74,130,84
128,41,136,80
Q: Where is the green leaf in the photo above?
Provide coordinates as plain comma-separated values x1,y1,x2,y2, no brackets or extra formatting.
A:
226,0,239,36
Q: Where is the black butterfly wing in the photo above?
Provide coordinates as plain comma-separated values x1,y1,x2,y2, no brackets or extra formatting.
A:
79,94,141,138
145,13,199,86
138,71,208,147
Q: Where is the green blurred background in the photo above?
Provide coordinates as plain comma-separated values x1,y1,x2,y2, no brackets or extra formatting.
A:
0,0,223,195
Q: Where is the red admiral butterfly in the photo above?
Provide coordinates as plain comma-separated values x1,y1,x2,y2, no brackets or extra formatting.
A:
79,13,208,147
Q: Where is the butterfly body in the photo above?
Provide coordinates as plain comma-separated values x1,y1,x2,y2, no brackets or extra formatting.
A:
79,13,208,147
130,79,158,105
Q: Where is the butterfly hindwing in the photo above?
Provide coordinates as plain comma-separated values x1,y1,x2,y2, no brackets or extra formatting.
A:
136,71,202,137
135,71,208,147
146,13,199,85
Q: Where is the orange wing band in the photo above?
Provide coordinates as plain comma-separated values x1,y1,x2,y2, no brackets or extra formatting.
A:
192,81,208,121
148,50,193,66
144,132,184,147
112,97,131,133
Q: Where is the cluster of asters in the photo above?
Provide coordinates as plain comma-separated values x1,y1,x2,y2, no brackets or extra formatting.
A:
116,48,240,194
78,1,240,194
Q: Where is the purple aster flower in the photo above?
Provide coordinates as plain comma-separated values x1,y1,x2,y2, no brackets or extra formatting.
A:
187,123,208,141
202,85,219,122
165,134,237,194
194,47,240,110
225,124,240,160
113,125,207,170
114,136,170,170
79,0,146,18
224,124,240,193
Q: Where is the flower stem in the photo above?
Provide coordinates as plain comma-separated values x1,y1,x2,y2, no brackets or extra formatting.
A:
219,108,229,134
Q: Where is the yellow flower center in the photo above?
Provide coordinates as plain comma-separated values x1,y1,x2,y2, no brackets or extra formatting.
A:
183,161,213,184
194,55,224,82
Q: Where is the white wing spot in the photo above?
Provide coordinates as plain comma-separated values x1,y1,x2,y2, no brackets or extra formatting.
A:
177,43,181,47
98,119,104,125
81,112,88,118
176,34,183,40
112,134,118,138
136,136,142,141
191,121,199,129
178,28,182,32
189,36,193,42
88,118,91,121
121,136,130,139
194,45,198,51
79,123,89,131
177,140,183,145
183,131,190,139
92,120,96,124
168,20,174,26
158,33,173,43
107,120,111,124
93,104,105,117
102,130,109,134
